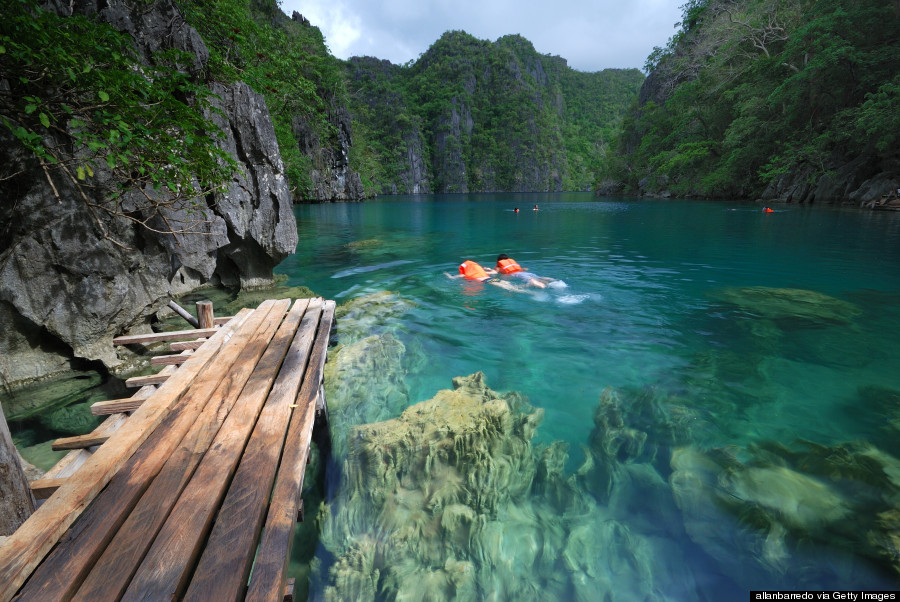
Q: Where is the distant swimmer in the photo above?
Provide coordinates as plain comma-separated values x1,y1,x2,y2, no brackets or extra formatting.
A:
763,207,774,213
514,207,520,213
533,204,539,211
495,254,565,289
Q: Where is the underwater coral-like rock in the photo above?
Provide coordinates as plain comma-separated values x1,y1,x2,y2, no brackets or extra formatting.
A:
316,374,709,601
323,332,409,457
333,291,416,345
318,372,544,598
40,400,101,436
670,441,900,588
713,286,861,325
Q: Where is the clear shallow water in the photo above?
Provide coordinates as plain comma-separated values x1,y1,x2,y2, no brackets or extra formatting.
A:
278,193,900,599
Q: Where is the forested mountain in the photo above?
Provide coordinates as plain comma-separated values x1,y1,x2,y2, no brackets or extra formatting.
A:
602,0,900,204
180,0,365,201
344,31,644,195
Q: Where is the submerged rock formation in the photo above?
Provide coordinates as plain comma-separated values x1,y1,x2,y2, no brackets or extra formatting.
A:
0,0,297,387
670,440,900,588
316,374,705,601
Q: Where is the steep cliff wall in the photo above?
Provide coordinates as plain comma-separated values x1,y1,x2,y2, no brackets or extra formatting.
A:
607,0,899,203
344,33,643,194
0,0,297,387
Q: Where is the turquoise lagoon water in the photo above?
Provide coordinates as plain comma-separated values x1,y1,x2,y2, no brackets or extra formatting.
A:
280,193,900,600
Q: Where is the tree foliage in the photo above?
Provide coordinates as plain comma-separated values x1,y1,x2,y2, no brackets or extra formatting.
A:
606,0,900,198
0,0,237,244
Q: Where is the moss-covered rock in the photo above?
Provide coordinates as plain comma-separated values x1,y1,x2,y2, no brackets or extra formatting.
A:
714,286,861,325
1,370,103,422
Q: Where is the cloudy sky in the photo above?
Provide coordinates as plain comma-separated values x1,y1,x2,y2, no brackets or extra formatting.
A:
280,0,685,72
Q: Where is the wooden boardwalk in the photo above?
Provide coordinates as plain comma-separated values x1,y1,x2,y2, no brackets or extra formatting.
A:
0,298,335,601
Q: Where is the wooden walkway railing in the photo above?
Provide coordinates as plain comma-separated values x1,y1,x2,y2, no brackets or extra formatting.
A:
0,297,334,601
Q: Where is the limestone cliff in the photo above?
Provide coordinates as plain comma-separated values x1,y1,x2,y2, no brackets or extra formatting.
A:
0,0,297,387
344,33,643,194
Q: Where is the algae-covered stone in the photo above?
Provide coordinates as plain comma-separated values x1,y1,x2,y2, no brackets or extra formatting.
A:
319,373,545,599
323,332,409,456
19,440,67,473
714,286,861,325
40,400,101,436
0,370,103,421
333,291,416,344
671,441,900,587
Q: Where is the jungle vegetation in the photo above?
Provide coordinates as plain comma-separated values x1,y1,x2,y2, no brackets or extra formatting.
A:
603,0,900,198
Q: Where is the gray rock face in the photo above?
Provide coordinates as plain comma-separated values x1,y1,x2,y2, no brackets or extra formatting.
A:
293,105,367,202
0,0,297,387
758,156,900,206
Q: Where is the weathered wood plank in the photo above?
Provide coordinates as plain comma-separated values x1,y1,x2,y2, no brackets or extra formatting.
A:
245,300,336,602
74,299,292,602
183,299,325,601
0,309,252,602
43,412,134,480
284,578,296,602
112,327,219,346
51,434,109,452
169,338,207,351
117,299,305,602
124,373,170,388
90,398,146,416
29,478,65,500
149,352,192,366
214,316,233,325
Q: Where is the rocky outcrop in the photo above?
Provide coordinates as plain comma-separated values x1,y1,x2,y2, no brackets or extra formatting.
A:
758,156,900,206
0,0,297,387
292,104,366,201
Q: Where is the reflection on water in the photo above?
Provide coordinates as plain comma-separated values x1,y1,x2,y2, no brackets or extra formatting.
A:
279,195,900,599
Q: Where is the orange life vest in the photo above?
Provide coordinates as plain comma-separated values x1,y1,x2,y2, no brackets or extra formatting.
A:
496,258,523,274
459,260,489,280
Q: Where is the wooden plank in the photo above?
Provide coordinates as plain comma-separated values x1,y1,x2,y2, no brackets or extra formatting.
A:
43,412,134,480
29,478,65,500
284,578,295,602
150,352,192,366
117,299,305,602
124,373,170,388
183,299,324,601
90,398,146,416
73,299,292,602
245,300,336,602
0,309,252,602
51,434,109,452
169,338,207,351
214,316,233,325
112,327,219,346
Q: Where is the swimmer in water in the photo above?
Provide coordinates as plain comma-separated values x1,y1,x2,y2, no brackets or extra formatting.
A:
446,260,533,294
495,254,565,289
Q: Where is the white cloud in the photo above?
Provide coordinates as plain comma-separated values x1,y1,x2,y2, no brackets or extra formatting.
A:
280,0,684,71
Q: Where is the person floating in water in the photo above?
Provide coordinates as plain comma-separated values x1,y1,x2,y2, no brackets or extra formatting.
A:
495,254,565,289
533,204,539,211
514,207,520,213
445,260,531,294
763,207,774,213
